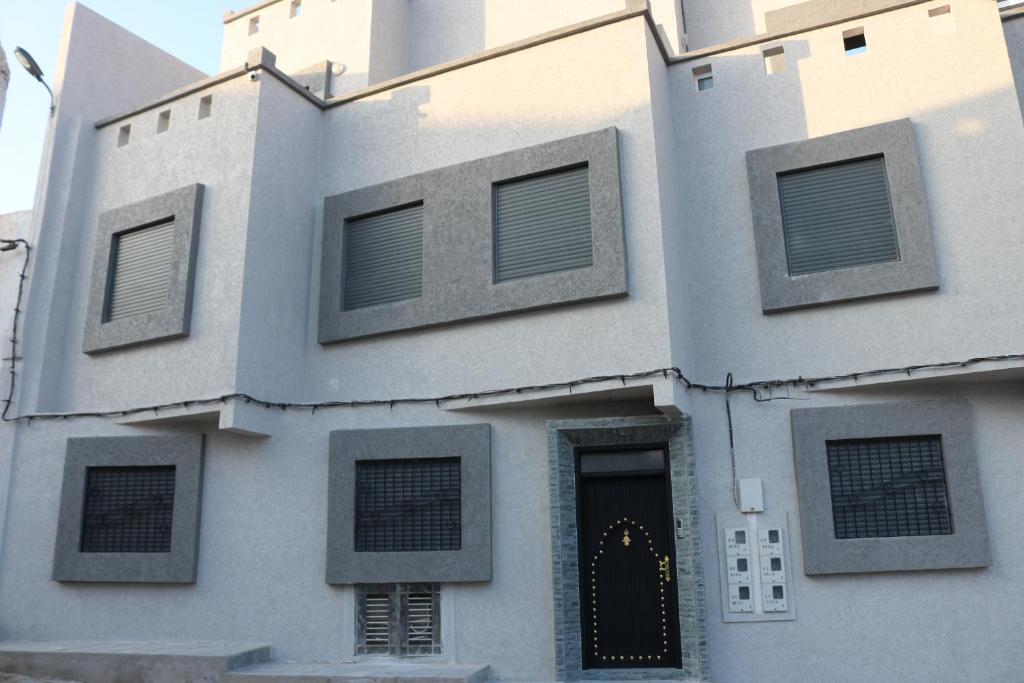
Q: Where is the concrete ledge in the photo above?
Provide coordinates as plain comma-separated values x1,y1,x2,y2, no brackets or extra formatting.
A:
0,641,270,683
225,661,490,683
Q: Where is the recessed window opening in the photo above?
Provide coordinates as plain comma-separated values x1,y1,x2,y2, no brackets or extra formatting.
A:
249,15,260,35
693,64,713,91
198,95,213,120
357,584,441,656
117,124,131,147
104,220,177,322
290,0,302,18
763,46,786,75
157,110,171,133
80,465,176,553
843,28,867,55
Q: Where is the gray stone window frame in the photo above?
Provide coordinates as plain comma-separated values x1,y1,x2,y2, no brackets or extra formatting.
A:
83,184,204,353
745,118,938,313
547,416,710,682
319,127,626,342
790,399,991,575
326,424,491,584
52,434,205,583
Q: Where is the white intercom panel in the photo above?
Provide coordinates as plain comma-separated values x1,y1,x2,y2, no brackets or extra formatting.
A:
716,513,796,622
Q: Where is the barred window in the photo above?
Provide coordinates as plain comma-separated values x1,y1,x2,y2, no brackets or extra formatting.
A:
355,458,461,552
827,436,952,540
80,465,176,553
356,584,441,656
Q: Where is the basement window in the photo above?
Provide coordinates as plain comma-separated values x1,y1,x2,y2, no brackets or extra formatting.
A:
290,0,302,18
356,584,441,656
117,124,131,147
693,64,713,91
198,95,212,120
157,110,171,134
843,28,867,56
249,15,260,35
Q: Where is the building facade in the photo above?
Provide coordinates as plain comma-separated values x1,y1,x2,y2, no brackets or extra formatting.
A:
0,1,1023,681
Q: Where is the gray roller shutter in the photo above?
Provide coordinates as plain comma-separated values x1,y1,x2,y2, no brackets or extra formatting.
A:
778,156,900,276
344,204,423,310
106,221,177,321
494,165,593,282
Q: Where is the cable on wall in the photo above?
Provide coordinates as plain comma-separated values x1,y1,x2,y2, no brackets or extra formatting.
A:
3,238,1024,423
1,238,31,423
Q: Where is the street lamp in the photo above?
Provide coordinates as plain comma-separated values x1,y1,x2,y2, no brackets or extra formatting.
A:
13,47,54,115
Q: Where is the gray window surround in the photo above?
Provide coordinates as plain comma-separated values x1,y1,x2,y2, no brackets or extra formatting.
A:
326,424,491,584
318,127,626,343
745,118,938,313
52,434,205,583
83,184,204,354
790,399,991,575
547,416,709,682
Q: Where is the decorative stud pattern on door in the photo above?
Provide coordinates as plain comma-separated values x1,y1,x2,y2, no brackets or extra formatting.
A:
589,517,672,664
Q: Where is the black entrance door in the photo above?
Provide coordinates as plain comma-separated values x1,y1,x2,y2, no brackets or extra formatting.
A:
577,448,681,670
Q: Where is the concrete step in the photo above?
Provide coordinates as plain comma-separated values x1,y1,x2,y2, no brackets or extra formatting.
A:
224,660,490,683
0,640,272,683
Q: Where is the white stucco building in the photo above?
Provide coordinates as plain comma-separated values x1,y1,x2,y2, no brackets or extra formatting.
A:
0,1,1023,681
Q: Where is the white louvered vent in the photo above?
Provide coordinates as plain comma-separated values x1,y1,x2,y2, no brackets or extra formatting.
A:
357,584,440,656
494,165,593,282
362,593,392,653
106,221,176,321
405,592,436,649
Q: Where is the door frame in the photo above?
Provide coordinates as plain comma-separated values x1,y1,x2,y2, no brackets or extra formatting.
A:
546,416,709,682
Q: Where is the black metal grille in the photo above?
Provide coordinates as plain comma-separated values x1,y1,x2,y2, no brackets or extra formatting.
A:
827,436,953,539
80,466,176,553
355,458,461,552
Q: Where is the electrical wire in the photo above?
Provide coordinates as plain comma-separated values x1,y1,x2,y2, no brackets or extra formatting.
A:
3,237,1024,423
1,238,31,422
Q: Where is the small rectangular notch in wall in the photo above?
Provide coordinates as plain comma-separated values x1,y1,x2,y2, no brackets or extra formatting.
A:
157,110,171,134
290,0,302,18
117,124,131,147
763,46,786,75
843,28,867,55
928,5,954,33
198,95,212,120
693,64,713,92
249,15,260,35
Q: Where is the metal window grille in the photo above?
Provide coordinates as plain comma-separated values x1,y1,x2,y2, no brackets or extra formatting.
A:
356,584,441,656
80,465,176,553
778,156,899,276
105,221,177,321
355,458,461,553
343,204,423,310
494,164,593,282
827,436,953,540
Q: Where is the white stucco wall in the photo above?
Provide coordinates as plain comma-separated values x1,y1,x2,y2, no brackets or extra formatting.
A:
3,1,1024,681
662,1,1024,680
0,44,9,132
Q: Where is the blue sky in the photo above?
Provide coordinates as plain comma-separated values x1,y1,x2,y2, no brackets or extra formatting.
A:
1,1,228,213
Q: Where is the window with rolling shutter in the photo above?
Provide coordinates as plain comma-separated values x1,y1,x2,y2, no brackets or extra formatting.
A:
827,435,952,540
778,156,900,276
494,165,593,282
356,584,441,656
343,204,423,310
105,221,177,321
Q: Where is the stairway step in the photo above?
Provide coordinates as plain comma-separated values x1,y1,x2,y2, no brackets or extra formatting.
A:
224,660,490,683
0,640,272,683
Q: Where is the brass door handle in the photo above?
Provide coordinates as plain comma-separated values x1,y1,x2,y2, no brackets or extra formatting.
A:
659,555,671,583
